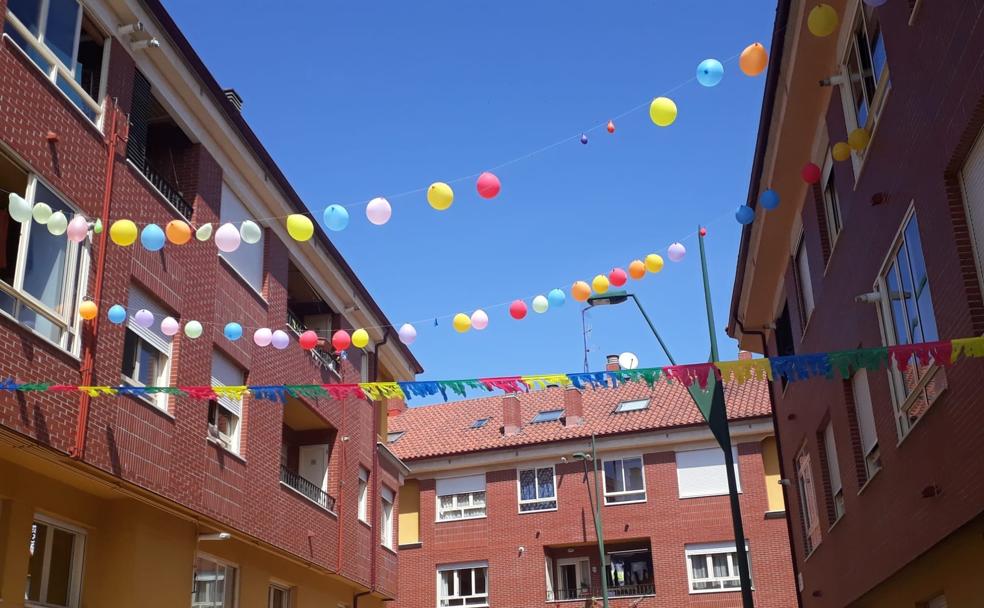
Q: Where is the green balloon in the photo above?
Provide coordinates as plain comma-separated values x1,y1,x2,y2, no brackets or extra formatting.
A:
240,220,262,244
32,202,52,224
184,320,203,339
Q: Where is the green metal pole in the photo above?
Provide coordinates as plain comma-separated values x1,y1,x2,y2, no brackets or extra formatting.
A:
697,226,720,363
628,294,676,365
591,435,610,608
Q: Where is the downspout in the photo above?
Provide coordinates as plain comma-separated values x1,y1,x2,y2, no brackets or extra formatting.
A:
72,100,121,459
353,590,372,608
368,326,392,596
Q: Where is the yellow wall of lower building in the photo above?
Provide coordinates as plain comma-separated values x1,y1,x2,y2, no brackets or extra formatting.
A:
398,479,420,546
761,436,786,512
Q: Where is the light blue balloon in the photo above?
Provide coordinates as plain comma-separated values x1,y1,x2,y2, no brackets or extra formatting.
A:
107,304,127,324
323,205,349,231
140,224,166,251
547,288,566,308
696,58,724,87
224,322,243,341
735,205,755,225
758,189,780,210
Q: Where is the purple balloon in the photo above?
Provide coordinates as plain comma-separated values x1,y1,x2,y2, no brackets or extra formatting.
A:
580,133,588,145
271,329,290,350
134,309,154,328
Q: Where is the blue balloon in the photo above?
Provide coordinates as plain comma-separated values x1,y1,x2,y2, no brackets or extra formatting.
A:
758,189,780,210
547,288,566,308
696,59,724,87
140,224,166,251
735,205,755,225
224,322,243,341
323,205,349,231
107,304,127,324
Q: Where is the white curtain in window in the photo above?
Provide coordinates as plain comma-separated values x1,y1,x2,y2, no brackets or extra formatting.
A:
219,183,263,291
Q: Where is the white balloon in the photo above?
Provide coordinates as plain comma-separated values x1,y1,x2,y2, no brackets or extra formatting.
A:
8,193,32,223
47,211,68,235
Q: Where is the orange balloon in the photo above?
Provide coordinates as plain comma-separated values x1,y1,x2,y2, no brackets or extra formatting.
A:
628,260,646,280
79,300,98,320
571,281,591,302
166,220,192,245
740,43,768,76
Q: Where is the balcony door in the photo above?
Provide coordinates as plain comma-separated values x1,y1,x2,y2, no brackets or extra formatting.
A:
556,558,590,600
298,444,329,492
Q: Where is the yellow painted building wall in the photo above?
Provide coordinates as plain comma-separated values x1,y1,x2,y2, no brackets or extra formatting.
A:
761,436,786,513
398,480,420,546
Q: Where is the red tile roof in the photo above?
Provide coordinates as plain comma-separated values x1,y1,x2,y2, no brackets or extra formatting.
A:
388,379,772,461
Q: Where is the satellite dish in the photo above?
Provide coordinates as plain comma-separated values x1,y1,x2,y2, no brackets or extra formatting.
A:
618,352,639,370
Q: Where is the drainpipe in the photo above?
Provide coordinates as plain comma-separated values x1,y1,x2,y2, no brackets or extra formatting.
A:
734,318,803,608
72,100,121,459
367,326,392,595
336,382,347,573
353,590,371,608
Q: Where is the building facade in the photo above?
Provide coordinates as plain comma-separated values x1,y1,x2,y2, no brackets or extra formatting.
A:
0,0,421,606
728,1,984,606
388,360,797,608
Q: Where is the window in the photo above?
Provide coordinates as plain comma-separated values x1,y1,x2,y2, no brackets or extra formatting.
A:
877,210,945,436
357,467,370,523
517,466,557,512
614,399,649,413
606,549,655,596
796,446,821,556
209,351,244,453
5,0,107,121
436,474,486,521
775,302,795,357
821,154,843,247
219,183,263,292
268,584,291,608
550,557,590,600
852,371,881,479
120,286,173,410
470,418,489,429
795,237,815,326
437,562,488,607
960,128,984,299
380,486,395,549
602,456,646,504
675,447,741,499
25,515,85,608
193,554,237,608
685,542,751,594
0,169,88,355
531,409,563,423
840,4,889,145
387,431,405,444
822,422,845,521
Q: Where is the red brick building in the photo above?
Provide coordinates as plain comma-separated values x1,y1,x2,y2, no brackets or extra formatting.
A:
0,0,420,606
729,1,984,606
387,358,797,608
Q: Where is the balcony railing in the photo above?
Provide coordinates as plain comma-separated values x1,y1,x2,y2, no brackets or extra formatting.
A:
547,584,656,602
134,159,194,220
280,465,335,512
286,309,340,376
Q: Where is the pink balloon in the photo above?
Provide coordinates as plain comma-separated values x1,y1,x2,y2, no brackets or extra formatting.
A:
214,222,241,253
668,242,686,262
160,316,180,336
366,197,392,226
254,328,273,347
476,172,501,199
471,309,489,330
398,323,416,346
66,215,88,243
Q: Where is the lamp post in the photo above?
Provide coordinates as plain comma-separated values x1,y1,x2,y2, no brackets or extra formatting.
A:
573,435,609,608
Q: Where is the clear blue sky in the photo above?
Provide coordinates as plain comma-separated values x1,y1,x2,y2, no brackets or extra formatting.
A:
165,0,776,383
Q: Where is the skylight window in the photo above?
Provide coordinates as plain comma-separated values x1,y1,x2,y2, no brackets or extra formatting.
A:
531,409,564,423
614,399,650,413
387,431,405,443
471,418,490,429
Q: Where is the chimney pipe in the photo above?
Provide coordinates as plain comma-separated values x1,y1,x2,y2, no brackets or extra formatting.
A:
605,354,621,372
224,88,244,112
502,394,521,436
564,388,584,427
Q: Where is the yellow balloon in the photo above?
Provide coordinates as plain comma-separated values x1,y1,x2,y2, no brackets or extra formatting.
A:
109,219,138,246
286,214,314,242
453,313,472,333
832,142,852,162
592,274,610,294
848,128,870,151
352,328,369,349
645,253,664,273
807,4,839,37
649,97,678,127
427,182,454,211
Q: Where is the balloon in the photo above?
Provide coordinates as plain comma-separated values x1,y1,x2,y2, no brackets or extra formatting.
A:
607,120,615,134
453,313,472,333
532,295,549,314
580,133,588,145
161,316,180,336
471,309,489,330
93,219,103,234
46,211,68,235
592,274,610,294
323,205,349,231
759,189,780,210
398,323,417,345
224,322,243,341
740,43,768,76
832,142,852,162
808,4,839,37
848,128,870,151
649,97,678,127
572,281,591,302
140,224,166,251
79,300,98,320
67,215,89,243
254,327,273,347
427,182,454,211
134,309,154,329
476,172,501,199
184,320,203,339
802,162,822,184
8,193,32,222
696,59,724,87
628,260,646,279
736,205,755,225
668,243,686,263
166,220,192,245
645,254,664,273
299,330,318,350
366,197,392,226
609,268,627,287
240,220,262,244
214,223,241,253
509,300,528,320
107,304,127,324
352,328,369,349
331,330,351,351
286,214,314,242
109,219,137,246
548,288,566,308
195,223,213,241
32,202,52,224
271,329,290,350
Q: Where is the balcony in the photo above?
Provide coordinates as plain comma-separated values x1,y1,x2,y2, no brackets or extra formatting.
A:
286,260,340,379
545,540,655,603
547,584,656,603
286,308,339,376
280,464,335,512
280,397,337,513
133,158,193,220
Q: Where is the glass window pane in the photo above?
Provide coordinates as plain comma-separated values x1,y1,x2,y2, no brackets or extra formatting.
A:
690,555,707,579
624,458,644,491
885,263,909,344
903,217,938,341
537,468,555,498
711,554,729,578
474,567,486,594
519,469,536,501
17,305,63,344
26,523,47,601
603,460,623,493
43,0,81,68
459,568,473,596
44,527,75,605
8,0,42,34
23,183,72,312
440,571,454,598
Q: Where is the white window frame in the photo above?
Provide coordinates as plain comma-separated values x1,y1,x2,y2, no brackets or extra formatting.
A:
218,182,264,294
851,370,882,480
380,486,395,549
554,557,591,600
821,152,843,254
796,445,821,556
516,465,558,513
822,422,845,522
795,236,815,326
602,455,647,505
209,350,244,454
614,399,649,413
268,582,291,608
675,446,741,499
436,491,486,522
25,514,86,608
0,174,89,356
684,541,751,594
357,467,370,524
960,127,984,297
193,552,238,608
436,562,489,608
120,286,173,411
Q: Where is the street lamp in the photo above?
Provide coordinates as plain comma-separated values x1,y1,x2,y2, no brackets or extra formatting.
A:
572,438,609,608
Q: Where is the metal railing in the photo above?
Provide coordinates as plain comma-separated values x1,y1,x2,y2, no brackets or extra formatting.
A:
285,309,340,376
135,159,194,220
547,584,656,602
280,465,335,512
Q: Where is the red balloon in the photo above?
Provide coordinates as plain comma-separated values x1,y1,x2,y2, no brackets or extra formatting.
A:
476,172,501,199
801,162,821,184
509,300,528,320
331,330,351,351
607,120,615,134
608,268,627,287
299,330,319,350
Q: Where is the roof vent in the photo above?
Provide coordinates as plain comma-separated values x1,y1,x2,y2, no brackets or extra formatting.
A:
223,88,243,112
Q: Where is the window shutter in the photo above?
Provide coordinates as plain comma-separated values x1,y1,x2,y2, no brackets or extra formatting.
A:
823,423,842,494
851,371,878,454
676,447,740,498
127,285,172,354
961,129,984,286
435,474,485,496
126,70,152,168
381,486,394,502
211,350,244,418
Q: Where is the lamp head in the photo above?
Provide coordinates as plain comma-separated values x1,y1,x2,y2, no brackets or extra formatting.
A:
572,452,591,461
587,290,629,307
